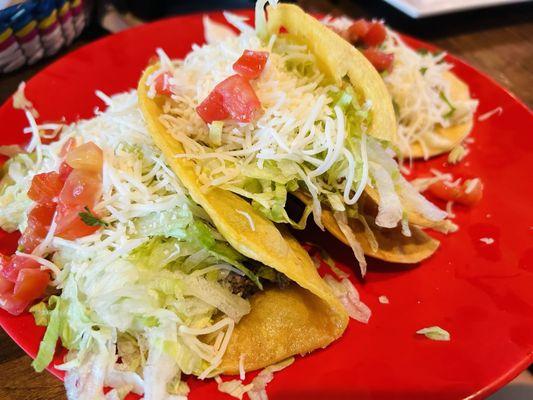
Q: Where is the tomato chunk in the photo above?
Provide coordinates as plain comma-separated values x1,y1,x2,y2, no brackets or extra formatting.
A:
197,75,262,124
28,172,63,205
361,22,387,47
19,203,56,253
218,74,261,123
55,204,101,240
65,142,103,174
55,169,102,240
1,255,41,282
13,268,50,301
59,137,77,157
428,178,483,206
0,267,49,315
0,293,31,315
347,19,370,44
233,50,269,79
59,161,73,182
0,255,14,294
196,90,229,124
0,275,14,295
154,72,174,96
362,48,394,72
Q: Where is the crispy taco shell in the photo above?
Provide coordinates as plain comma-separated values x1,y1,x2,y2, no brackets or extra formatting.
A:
293,192,439,264
267,3,396,143
406,72,474,159
138,66,348,374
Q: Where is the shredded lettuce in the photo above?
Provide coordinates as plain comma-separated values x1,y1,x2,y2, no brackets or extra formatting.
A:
208,121,224,146
32,298,62,372
416,326,451,341
0,91,271,400
0,154,34,232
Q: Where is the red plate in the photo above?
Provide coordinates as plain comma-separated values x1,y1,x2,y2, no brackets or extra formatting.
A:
1,10,532,400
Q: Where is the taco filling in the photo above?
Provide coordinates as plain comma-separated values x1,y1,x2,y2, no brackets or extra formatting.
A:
0,90,349,399
323,16,479,159
141,2,452,273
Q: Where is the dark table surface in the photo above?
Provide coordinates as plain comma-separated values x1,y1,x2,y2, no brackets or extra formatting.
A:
0,1,532,399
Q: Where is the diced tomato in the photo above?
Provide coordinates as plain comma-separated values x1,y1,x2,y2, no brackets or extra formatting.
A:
57,169,102,208
361,22,387,47
0,253,10,270
0,275,14,295
19,203,56,253
54,204,101,240
13,268,50,302
65,142,103,174
55,169,102,240
0,266,49,315
196,90,229,124
27,172,64,205
347,19,370,44
428,179,483,206
0,293,30,315
233,50,269,79
330,26,349,41
197,75,261,124
59,137,77,157
0,255,13,294
362,48,394,72
1,255,41,283
154,72,174,96
59,161,73,182
217,74,261,123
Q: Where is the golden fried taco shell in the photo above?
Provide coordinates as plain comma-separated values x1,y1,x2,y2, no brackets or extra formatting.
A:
267,3,397,143
138,66,348,374
293,191,439,264
406,72,474,159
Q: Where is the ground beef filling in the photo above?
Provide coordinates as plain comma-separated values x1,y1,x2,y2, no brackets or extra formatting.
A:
225,266,291,298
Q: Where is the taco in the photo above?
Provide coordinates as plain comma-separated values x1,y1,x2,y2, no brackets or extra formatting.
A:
322,16,478,160
138,2,453,275
0,89,349,399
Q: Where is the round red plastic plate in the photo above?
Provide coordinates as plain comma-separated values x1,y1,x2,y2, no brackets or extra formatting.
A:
0,10,532,400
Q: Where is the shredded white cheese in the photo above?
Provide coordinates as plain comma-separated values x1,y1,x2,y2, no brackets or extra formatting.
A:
464,178,480,194
5,92,247,398
236,210,255,231
248,357,294,400
324,274,371,323
479,237,494,245
215,376,254,400
477,106,502,122
446,201,455,218
322,17,478,160
13,81,39,118
239,354,246,381
447,144,468,164
378,295,389,304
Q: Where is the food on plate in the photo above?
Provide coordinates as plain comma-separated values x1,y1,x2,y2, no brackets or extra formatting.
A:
0,89,353,399
323,16,479,159
139,2,454,273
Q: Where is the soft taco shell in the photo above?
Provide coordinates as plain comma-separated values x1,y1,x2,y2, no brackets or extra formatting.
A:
267,3,396,143
293,191,439,264
138,66,348,373
407,72,474,159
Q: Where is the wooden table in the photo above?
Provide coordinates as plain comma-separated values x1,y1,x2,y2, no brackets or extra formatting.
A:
0,2,531,399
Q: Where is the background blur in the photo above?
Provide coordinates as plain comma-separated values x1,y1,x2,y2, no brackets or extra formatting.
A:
0,0,531,106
